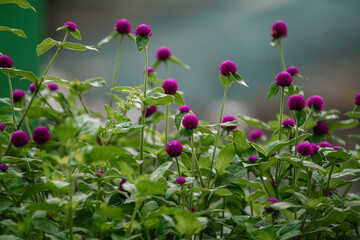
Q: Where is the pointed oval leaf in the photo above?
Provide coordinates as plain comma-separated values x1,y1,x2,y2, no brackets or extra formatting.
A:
36,37,60,56
0,26,26,38
169,56,190,70
97,31,119,47
62,42,99,52
215,143,236,174
136,35,150,52
267,81,280,100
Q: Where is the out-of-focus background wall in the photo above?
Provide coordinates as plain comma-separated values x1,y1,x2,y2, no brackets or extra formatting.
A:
1,0,360,147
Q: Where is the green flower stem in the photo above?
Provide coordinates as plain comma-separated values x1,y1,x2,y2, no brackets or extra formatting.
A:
278,86,285,141
191,135,205,188
165,104,169,144
7,73,16,128
181,186,185,210
302,108,312,130
68,168,74,240
279,41,286,72
139,47,149,175
326,163,335,193
79,94,91,115
306,171,313,198
300,209,310,232
258,169,272,198
292,156,304,206
220,196,226,239
43,31,68,76
126,199,141,238
164,61,170,79
247,171,253,216
109,35,125,107
175,157,181,177
208,80,229,188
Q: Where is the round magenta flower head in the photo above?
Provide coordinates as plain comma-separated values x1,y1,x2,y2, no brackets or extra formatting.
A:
221,115,237,131
162,78,178,95
33,126,51,144
264,198,280,213
115,19,131,34
11,130,29,147
182,114,198,129
178,105,191,113
313,121,329,135
248,129,263,141
176,176,186,185
219,60,237,76
166,140,183,157
0,122,5,132
319,141,332,148
276,72,293,87
333,146,341,150
287,94,306,111
307,95,324,111
29,83,36,93
286,66,299,77
143,67,155,75
95,170,105,174
271,20,287,38
296,142,314,156
135,24,152,36
12,89,25,102
282,119,295,128
0,164,8,172
64,21,77,31
354,93,360,105
156,46,172,61
249,155,258,162
0,55,14,68
310,143,319,155
145,106,157,117
47,83,59,91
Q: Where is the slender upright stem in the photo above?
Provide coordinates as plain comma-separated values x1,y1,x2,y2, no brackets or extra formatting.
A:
126,200,141,238
68,168,73,240
208,80,229,188
302,109,312,130
139,47,149,175
278,86,285,141
7,73,16,129
220,197,226,238
109,35,125,107
175,157,181,177
248,171,253,216
279,42,286,72
164,61,170,79
326,164,335,193
165,104,169,144
293,157,304,206
79,94,91,115
191,135,205,188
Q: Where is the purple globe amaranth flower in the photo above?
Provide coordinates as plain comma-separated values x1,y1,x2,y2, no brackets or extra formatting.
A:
95,170,105,174
0,122,5,132
162,78,178,95
249,155,258,162
64,21,77,31
12,89,25,102
313,121,329,135
118,178,130,198
248,129,263,141
333,146,341,150
33,126,51,144
319,142,332,148
178,105,191,113
145,106,157,117
271,20,287,38
47,83,59,91
354,93,360,105
264,198,280,213
135,24,152,36
143,67,155,75
0,55,14,68
115,19,131,34
187,207,195,212
156,46,172,60
0,164,8,172
221,115,237,131
287,94,306,111
310,143,319,155
29,83,36,93
219,60,237,76
182,114,198,129
296,142,314,156
166,140,183,157
282,119,295,128
286,66,300,77
11,130,29,147
276,72,293,87
307,95,324,111
176,177,186,185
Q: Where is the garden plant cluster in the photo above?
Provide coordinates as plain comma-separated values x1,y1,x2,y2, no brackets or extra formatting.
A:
1,1,360,239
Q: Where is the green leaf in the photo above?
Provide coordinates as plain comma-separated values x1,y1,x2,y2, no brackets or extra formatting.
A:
97,31,119,48
237,114,271,130
111,86,134,93
6,69,38,83
127,33,136,42
215,144,236,174
325,148,352,164
136,177,167,196
84,146,128,165
144,93,174,106
267,81,280,100
0,26,26,38
168,56,190,70
62,42,99,52
150,161,172,181
328,119,358,132
270,37,281,47
302,161,325,173
233,72,248,87
36,37,60,56
180,128,193,137
345,111,360,119
174,92,185,106
70,29,82,40
219,74,228,87
152,59,161,69
260,157,277,172
233,129,251,156
84,77,107,87
213,188,232,196
97,205,123,221
175,112,187,129
246,191,265,202
271,202,301,210
249,142,268,156
136,35,150,52
294,109,306,127
267,134,310,157
235,178,263,190
105,104,116,119
303,208,350,233
0,0,36,12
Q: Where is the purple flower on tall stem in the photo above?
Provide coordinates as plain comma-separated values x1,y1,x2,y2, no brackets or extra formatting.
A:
307,95,324,111
145,106,157,117
296,142,314,156
33,126,51,144
271,20,287,38
29,83,36,93
182,114,198,129
135,24,152,36
276,72,293,87
95,170,105,174
47,83,59,91
313,121,329,135
264,198,280,213
156,46,172,60
333,146,341,150
249,155,258,162
286,66,299,77
310,143,319,155
176,177,186,185
12,89,25,102
64,22,77,31
319,142,332,148
178,105,191,113
354,93,360,105
0,122,5,132
248,129,263,141
0,55,14,68
221,115,237,131
165,140,183,157
162,79,178,95
219,60,237,76
143,67,155,75
0,164,8,172
115,19,132,34
287,94,306,111
282,119,295,128
11,130,29,147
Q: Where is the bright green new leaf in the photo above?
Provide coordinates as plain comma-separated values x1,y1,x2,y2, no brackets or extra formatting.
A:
0,26,26,38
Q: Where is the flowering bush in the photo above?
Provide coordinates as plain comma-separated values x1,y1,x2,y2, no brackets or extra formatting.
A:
0,2,360,240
